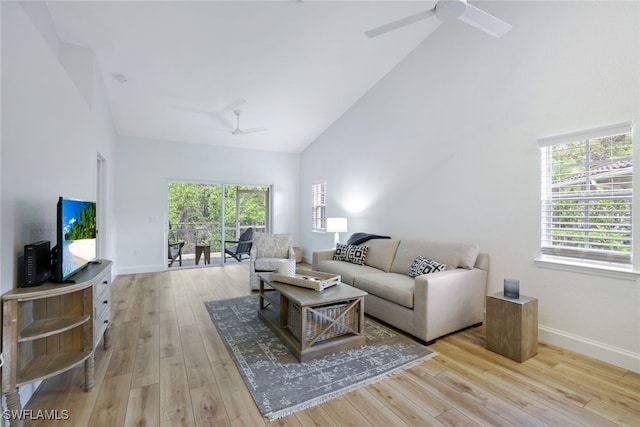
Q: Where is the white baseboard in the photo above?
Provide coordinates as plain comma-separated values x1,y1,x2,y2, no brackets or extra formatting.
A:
539,324,640,373
113,264,165,276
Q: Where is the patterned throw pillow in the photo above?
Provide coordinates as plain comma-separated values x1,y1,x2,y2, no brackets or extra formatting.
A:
408,256,446,278
333,243,368,265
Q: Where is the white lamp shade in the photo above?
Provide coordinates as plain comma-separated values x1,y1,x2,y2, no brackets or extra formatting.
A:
326,217,348,233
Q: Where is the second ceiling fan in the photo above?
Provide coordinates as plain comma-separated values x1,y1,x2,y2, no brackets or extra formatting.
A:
365,0,512,39
231,110,267,136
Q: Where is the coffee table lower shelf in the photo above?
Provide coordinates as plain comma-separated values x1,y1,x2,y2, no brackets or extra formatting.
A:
257,273,367,362
258,307,365,362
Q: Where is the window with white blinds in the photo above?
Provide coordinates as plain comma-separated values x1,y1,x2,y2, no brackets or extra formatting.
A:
311,181,326,232
539,122,633,264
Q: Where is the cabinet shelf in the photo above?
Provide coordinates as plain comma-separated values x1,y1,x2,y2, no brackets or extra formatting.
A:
19,316,91,343
17,350,93,387
2,260,112,427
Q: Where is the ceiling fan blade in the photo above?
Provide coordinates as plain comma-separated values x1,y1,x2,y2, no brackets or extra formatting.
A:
458,4,512,38
365,9,436,38
209,126,234,133
233,127,267,135
223,97,246,112
172,103,235,128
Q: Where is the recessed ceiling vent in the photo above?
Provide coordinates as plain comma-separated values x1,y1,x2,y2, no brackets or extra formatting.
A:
112,73,127,83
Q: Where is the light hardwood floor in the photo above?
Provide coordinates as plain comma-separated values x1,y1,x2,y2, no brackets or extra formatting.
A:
23,265,640,426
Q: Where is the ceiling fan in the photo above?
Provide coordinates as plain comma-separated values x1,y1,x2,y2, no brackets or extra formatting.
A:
365,0,512,39
172,97,247,129
231,110,267,136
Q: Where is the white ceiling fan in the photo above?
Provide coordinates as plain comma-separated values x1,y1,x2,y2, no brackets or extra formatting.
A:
231,110,267,136
172,97,247,129
365,0,512,39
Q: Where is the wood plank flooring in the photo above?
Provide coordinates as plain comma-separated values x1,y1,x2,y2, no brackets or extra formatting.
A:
23,265,640,426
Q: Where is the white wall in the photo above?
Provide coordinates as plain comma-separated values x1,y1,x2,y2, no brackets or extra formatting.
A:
1,1,118,405
300,1,640,372
115,136,300,274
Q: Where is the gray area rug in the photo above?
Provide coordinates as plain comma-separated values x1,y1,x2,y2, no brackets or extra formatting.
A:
204,295,435,420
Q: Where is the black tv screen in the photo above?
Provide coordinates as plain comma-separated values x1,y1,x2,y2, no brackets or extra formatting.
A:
56,197,97,282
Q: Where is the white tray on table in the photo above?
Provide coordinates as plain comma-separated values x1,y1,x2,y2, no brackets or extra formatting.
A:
270,269,341,291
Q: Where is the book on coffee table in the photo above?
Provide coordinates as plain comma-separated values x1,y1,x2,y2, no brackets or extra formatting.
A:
270,269,341,291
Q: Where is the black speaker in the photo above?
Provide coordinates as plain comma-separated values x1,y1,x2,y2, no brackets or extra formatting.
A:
23,240,51,287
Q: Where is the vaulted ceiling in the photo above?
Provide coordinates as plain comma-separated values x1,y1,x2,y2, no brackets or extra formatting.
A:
45,1,504,153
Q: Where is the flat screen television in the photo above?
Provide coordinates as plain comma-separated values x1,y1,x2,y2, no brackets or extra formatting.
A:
53,197,97,282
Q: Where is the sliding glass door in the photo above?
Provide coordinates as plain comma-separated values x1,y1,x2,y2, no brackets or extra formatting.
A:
167,182,271,268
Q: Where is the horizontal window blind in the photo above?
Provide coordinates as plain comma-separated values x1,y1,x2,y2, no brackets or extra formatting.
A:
311,181,326,232
539,123,633,264
537,122,632,147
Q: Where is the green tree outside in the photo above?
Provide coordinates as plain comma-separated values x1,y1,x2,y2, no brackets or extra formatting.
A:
168,183,269,254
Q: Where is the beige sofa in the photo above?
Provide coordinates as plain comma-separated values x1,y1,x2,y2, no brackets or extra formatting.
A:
312,239,489,344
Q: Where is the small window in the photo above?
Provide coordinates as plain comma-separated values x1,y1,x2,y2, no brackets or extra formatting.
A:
539,122,633,265
311,181,326,232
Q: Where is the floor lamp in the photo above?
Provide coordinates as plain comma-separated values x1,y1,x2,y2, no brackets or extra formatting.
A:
326,217,348,248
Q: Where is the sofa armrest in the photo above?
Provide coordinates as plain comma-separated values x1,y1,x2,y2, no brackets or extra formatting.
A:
413,268,488,342
312,249,335,270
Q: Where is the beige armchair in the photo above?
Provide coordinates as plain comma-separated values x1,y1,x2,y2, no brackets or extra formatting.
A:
249,232,295,290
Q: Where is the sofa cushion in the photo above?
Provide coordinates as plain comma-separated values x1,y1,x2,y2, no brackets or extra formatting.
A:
408,256,446,278
333,243,368,265
354,273,414,309
390,240,480,274
361,239,401,272
314,260,383,286
254,233,291,258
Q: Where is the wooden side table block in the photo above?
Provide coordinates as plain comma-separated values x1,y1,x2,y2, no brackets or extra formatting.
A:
486,293,538,362
195,245,211,265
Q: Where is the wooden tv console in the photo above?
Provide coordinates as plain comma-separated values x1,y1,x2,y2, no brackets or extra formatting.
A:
1,260,112,426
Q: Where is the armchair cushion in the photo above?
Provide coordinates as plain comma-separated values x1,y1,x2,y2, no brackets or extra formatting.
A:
254,233,292,258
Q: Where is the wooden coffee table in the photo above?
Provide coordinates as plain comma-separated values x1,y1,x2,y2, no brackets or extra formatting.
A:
257,272,367,361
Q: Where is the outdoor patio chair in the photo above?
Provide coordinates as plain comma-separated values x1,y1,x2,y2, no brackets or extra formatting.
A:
224,227,254,263
168,240,185,267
